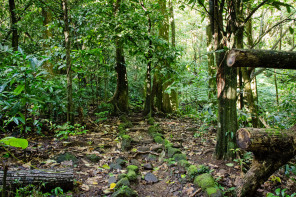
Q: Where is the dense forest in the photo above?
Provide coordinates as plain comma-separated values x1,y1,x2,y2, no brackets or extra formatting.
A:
1,0,296,196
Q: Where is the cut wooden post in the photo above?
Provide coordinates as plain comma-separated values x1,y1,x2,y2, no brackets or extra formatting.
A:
227,49,296,69
236,128,296,197
0,168,73,191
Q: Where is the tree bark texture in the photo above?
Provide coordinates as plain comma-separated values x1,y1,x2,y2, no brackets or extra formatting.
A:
158,0,172,114
112,39,129,113
42,2,54,75
206,24,216,102
0,169,73,191
215,51,238,160
227,49,296,69
63,0,74,124
143,17,152,116
212,0,238,160
236,128,296,197
169,0,178,111
111,0,129,114
9,0,18,51
241,68,259,127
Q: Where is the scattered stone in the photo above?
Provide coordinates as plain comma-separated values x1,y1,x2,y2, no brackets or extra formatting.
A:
194,173,215,190
205,187,223,197
130,159,141,167
154,136,164,144
127,165,139,173
110,163,122,170
147,154,157,161
168,147,181,158
115,158,126,166
173,153,187,161
138,146,150,152
127,170,137,181
56,152,78,164
108,176,117,184
143,163,153,170
118,173,127,180
150,144,163,152
187,165,198,179
86,154,101,163
148,125,162,134
115,177,130,189
144,172,158,183
121,135,132,151
178,160,190,169
111,186,138,197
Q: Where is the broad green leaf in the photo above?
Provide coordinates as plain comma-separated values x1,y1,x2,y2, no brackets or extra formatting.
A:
14,84,25,95
102,164,110,170
289,27,294,35
0,137,28,149
226,163,234,167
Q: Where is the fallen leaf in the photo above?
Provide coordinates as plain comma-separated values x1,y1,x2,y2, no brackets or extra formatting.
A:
226,163,234,167
81,184,90,191
110,183,116,189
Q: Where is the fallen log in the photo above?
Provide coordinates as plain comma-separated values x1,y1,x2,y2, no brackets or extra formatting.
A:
236,128,296,197
227,49,296,69
0,168,73,191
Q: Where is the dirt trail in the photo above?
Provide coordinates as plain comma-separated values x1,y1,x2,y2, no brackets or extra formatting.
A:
2,113,295,196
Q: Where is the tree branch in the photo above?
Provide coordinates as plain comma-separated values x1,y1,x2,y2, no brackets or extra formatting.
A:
243,0,270,24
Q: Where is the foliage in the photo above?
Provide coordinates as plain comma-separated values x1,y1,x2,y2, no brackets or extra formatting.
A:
11,184,69,197
267,188,296,197
0,137,28,149
55,123,88,140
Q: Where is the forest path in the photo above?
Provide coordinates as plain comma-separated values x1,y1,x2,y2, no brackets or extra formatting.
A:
4,114,291,196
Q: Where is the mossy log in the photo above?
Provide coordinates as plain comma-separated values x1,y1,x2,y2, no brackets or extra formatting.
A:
227,49,296,69
0,168,73,191
236,128,296,197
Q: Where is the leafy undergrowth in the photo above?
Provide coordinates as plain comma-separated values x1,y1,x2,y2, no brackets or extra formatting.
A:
1,114,296,196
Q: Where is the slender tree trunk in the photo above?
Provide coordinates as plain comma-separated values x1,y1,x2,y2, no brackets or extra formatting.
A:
143,17,152,116
8,0,18,51
110,0,129,114
63,0,74,124
42,3,54,75
206,24,216,102
275,15,282,107
169,0,178,111
112,39,128,113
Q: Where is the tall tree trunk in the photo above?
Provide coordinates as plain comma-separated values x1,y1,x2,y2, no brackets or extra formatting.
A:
111,0,129,114
63,0,74,124
152,0,171,113
8,0,18,51
214,0,238,160
169,0,178,111
42,3,54,75
143,16,152,116
206,24,216,102
240,7,259,128
159,0,172,113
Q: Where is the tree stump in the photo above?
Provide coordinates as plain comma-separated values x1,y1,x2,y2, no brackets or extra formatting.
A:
236,128,296,197
0,168,73,191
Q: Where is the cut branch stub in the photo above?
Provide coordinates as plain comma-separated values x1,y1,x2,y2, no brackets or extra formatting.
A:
236,128,296,159
227,49,296,69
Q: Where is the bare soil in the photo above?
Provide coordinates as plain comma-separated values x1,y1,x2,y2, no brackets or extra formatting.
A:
1,113,296,196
